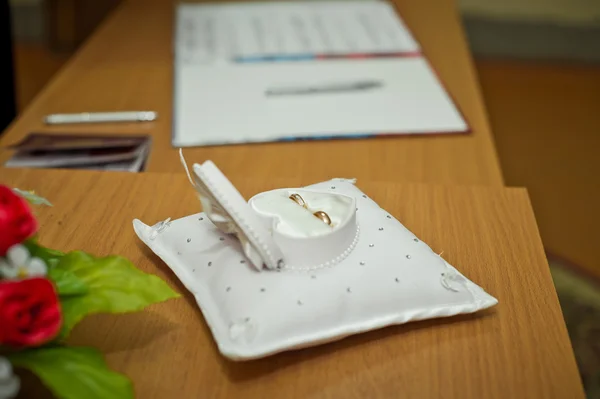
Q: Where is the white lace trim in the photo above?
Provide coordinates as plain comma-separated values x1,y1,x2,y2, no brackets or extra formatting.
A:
283,225,360,272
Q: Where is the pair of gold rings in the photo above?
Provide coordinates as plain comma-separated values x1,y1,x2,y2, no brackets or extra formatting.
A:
289,194,332,226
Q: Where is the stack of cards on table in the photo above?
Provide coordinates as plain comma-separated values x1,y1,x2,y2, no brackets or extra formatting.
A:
4,134,151,172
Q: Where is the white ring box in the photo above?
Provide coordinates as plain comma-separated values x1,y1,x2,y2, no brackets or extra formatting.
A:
133,161,497,360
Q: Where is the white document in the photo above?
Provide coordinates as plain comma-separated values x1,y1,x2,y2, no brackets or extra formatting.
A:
176,1,420,64
173,1,468,147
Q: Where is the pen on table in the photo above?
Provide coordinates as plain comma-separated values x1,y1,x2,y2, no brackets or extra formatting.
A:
43,111,158,125
265,80,383,97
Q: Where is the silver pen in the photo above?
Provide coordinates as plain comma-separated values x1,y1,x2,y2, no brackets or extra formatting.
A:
44,111,158,125
265,80,383,97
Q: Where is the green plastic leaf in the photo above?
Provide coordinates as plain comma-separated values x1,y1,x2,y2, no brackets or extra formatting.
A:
13,188,53,206
48,268,89,297
23,240,64,268
9,346,133,399
55,251,179,336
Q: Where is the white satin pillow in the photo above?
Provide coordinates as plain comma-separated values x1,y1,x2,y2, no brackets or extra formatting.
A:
133,178,497,360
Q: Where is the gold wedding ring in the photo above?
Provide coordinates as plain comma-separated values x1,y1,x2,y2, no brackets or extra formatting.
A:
289,193,332,226
313,211,332,226
289,193,307,208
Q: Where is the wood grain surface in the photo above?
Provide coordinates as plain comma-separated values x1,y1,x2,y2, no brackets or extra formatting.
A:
2,168,583,398
0,0,503,186
477,60,600,278
13,43,70,112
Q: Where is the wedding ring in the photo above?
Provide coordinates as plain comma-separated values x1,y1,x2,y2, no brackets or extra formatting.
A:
313,211,332,226
289,194,331,226
289,193,307,208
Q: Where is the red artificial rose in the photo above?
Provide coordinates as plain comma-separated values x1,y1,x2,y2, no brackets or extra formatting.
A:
0,277,62,347
0,185,38,256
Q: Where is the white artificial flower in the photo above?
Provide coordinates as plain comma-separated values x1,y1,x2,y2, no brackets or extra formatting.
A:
12,188,52,206
0,245,47,280
0,357,19,399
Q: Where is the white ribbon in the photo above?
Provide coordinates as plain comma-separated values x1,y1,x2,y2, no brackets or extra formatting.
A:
179,148,195,187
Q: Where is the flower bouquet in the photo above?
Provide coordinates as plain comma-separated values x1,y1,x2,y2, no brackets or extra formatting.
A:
0,186,179,398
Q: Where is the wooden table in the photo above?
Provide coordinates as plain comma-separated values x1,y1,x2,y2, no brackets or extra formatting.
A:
478,60,600,277
3,168,583,398
0,0,503,186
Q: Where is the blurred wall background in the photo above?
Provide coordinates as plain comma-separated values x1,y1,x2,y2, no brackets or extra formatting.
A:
461,0,600,62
